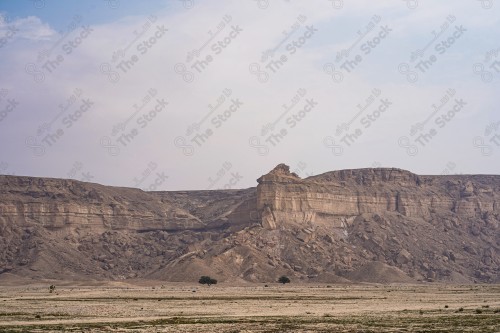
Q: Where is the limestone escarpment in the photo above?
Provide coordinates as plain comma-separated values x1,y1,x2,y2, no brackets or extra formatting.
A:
256,164,499,228
0,165,499,284
0,176,204,232
252,164,499,283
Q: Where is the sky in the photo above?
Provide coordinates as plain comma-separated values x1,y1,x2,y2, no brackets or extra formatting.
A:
0,0,499,191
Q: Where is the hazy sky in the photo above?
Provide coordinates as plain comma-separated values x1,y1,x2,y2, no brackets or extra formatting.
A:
0,0,499,191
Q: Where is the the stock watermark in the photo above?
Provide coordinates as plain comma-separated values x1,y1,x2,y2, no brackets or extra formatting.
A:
32,88,83,139
25,88,94,156
132,161,169,191
174,15,241,82
0,88,9,104
249,15,317,83
441,161,459,175
100,15,165,83
250,88,318,155
402,0,419,10
67,161,94,182
30,0,45,9
398,16,465,83
476,0,495,9
252,0,292,10
103,0,120,9
398,88,466,156
324,88,392,155
473,121,500,156
0,15,19,49
175,88,243,156
178,0,195,10
292,161,314,177
324,15,392,83
0,89,19,125
206,161,243,190
0,161,16,176
25,15,94,83
473,48,500,83
328,0,344,9
101,88,168,155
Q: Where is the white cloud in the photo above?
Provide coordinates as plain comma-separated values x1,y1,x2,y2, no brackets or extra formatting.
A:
0,14,56,41
0,0,499,189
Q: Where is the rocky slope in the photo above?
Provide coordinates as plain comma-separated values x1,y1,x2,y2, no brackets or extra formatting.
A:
0,164,498,284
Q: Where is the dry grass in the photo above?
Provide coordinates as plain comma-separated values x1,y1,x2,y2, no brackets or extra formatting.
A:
0,283,499,332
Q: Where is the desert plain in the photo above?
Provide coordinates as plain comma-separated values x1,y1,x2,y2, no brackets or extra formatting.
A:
0,282,499,332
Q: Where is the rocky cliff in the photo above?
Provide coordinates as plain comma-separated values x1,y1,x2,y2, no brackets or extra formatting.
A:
257,164,498,224
0,164,498,284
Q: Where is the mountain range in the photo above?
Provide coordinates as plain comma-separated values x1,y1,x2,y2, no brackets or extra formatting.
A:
0,164,498,284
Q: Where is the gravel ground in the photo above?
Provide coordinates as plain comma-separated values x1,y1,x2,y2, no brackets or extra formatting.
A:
0,283,499,332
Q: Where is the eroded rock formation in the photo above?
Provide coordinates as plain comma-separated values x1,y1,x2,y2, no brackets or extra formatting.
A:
0,164,498,284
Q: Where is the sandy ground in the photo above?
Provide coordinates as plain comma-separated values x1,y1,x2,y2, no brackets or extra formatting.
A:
0,283,499,332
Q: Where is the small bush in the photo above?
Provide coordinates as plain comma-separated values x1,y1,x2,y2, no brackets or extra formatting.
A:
278,276,291,284
475,309,483,314
48,285,56,293
444,305,449,308
198,276,217,286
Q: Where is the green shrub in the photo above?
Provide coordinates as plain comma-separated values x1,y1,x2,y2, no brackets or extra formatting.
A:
278,276,291,284
198,276,217,286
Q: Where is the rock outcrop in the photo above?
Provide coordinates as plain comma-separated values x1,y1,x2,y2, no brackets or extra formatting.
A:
256,164,498,224
0,164,499,284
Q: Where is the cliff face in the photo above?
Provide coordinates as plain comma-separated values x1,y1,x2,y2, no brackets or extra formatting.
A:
0,165,498,284
256,164,499,226
0,176,204,232
0,175,256,281
253,164,499,283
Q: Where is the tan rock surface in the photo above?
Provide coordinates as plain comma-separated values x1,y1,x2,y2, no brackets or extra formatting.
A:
0,164,499,284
